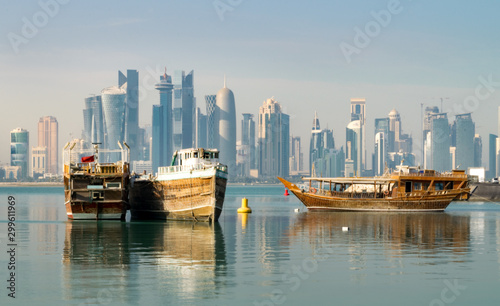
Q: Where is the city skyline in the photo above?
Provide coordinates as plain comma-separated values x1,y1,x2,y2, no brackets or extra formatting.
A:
1,1,500,167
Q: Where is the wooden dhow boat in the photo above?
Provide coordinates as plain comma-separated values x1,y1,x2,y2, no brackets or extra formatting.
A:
129,148,228,222
279,166,471,212
63,142,130,220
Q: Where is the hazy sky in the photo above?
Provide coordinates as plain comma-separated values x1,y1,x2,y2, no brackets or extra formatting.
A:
1,0,499,168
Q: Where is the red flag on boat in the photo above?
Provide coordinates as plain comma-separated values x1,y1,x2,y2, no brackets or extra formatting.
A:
81,155,95,163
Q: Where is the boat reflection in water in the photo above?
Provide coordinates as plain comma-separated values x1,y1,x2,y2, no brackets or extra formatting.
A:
62,221,226,304
287,212,470,259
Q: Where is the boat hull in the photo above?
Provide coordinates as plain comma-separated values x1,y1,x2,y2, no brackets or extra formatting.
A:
279,177,463,212
129,169,227,222
64,170,129,220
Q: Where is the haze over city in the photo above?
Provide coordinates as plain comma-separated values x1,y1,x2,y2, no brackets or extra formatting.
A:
1,0,499,168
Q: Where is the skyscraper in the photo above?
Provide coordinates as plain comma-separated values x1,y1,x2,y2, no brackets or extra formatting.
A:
241,113,256,170
453,113,474,170
173,70,195,151
350,98,366,172
101,85,127,161
38,116,58,174
31,146,47,178
119,69,140,162
473,134,482,168
195,107,207,148
10,128,29,179
82,95,104,145
346,120,362,176
425,113,450,172
216,77,236,174
488,134,497,179
374,132,386,175
289,136,302,175
205,95,217,148
309,112,336,176
258,98,289,178
152,69,174,171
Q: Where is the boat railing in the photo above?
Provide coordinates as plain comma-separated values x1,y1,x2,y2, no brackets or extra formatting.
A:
65,162,129,175
158,163,227,175
394,171,468,178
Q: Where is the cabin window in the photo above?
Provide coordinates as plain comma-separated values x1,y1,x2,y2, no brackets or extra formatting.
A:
405,181,412,193
414,182,422,190
215,152,219,158
106,182,121,189
194,152,198,158
435,182,444,190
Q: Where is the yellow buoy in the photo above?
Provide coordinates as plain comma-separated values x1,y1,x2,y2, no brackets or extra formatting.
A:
237,198,252,213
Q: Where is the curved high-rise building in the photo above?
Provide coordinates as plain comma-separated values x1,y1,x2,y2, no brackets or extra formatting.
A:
215,78,236,174
10,128,29,179
101,85,126,160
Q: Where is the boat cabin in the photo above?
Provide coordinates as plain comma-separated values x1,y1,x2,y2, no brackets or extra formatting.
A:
175,148,220,167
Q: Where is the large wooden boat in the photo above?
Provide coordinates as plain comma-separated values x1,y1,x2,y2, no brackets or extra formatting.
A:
279,166,471,212
63,142,130,220
129,148,228,222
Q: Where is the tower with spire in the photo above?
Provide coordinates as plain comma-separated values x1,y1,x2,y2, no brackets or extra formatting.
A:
152,68,174,173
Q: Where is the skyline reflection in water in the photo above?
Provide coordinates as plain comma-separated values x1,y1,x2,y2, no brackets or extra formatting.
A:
0,186,500,305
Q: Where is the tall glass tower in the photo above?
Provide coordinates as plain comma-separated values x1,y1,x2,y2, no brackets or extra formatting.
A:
453,113,474,170
101,85,126,161
429,113,450,172
241,113,256,169
173,70,195,151
119,69,139,162
10,128,29,179
205,95,217,148
38,116,58,174
346,120,362,177
258,98,289,178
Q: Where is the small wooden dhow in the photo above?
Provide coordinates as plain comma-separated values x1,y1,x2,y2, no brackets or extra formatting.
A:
279,166,471,212
63,142,130,220
129,148,228,222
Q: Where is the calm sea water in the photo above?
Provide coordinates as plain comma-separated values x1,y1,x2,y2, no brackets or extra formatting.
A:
0,185,500,305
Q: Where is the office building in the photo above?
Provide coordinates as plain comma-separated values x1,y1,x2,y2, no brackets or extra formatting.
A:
101,85,127,161
424,113,450,172
374,132,386,175
473,134,482,168
350,98,366,170
242,113,256,170
173,70,195,151
10,128,29,179
37,116,58,174
309,113,336,176
289,136,303,175
82,95,104,145
205,95,217,148
453,113,475,170
119,69,139,162
195,107,207,148
346,120,362,176
258,98,289,178
31,146,47,178
216,77,236,174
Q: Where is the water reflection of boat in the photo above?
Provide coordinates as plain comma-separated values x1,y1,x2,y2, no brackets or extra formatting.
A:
62,221,226,303
288,212,470,253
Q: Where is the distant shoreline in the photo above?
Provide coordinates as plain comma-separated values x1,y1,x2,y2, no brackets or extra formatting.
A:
0,182,63,187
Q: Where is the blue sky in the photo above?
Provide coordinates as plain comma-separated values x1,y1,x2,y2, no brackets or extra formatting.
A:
1,0,499,167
